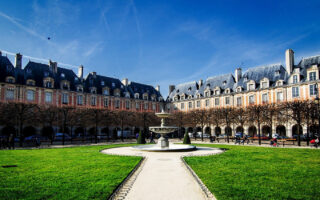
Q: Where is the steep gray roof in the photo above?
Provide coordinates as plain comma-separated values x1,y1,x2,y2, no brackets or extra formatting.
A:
297,55,320,82
127,82,162,100
168,81,198,100
201,73,235,92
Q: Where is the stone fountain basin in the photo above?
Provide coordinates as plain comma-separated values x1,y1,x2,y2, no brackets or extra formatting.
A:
149,126,178,134
132,144,196,152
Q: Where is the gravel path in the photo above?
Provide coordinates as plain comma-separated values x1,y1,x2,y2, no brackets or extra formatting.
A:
102,146,223,200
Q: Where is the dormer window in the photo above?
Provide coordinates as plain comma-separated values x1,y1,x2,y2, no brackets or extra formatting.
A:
143,94,148,100
249,84,255,90
114,89,120,97
275,70,280,76
176,89,180,93
181,95,185,100
121,85,124,89
44,71,49,77
61,73,65,78
101,81,105,86
236,87,242,92
61,81,70,90
125,92,130,98
46,81,52,88
103,88,109,95
90,88,96,94
248,80,256,91
151,95,156,101
215,90,220,95
112,82,115,87
205,91,209,97
6,77,15,83
27,80,35,86
244,77,248,82
276,80,283,86
77,86,83,92
223,81,227,86
225,88,230,94
188,87,191,91
293,75,298,84
309,72,316,81
261,82,268,89
135,93,139,99
188,95,192,99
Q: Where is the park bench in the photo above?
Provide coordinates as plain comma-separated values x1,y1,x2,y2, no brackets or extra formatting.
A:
277,139,297,147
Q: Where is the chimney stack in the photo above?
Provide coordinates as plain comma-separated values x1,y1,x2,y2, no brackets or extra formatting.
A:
15,53,22,69
235,67,242,83
198,79,203,87
49,60,58,74
285,49,294,75
155,85,160,92
78,65,83,80
122,78,128,86
169,85,175,94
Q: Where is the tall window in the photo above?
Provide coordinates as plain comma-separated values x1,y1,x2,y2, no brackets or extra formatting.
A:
103,89,109,96
6,88,14,100
292,87,299,98
104,98,109,107
115,100,120,108
77,95,83,105
144,102,149,110
205,91,209,97
152,104,156,110
126,101,130,109
196,101,200,108
225,97,230,105
62,93,68,104
188,102,192,109
136,102,140,109
45,92,52,103
293,75,298,84
26,90,35,101
45,81,52,88
262,93,268,103
309,72,316,81
277,92,283,102
249,95,255,105
310,84,317,96
181,103,185,109
205,99,209,107
236,97,242,106
215,98,219,106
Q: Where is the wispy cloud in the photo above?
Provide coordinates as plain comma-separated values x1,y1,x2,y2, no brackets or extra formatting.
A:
83,42,103,57
0,11,48,42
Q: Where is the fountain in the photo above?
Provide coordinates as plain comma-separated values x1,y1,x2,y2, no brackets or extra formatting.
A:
133,110,196,152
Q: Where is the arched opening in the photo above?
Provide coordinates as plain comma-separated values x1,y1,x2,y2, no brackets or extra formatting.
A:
23,126,36,137
236,126,244,133
112,128,119,139
88,127,96,136
124,127,132,138
262,125,271,137
248,126,257,137
309,125,318,137
205,127,211,136
41,126,54,140
292,124,303,136
59,127,70,135
187,127,193,134
225,126,232,136
1,126,16,137
215,127,221,136
276,125,286,136
75,127,85,137
101,127,109,138
196,127,202,133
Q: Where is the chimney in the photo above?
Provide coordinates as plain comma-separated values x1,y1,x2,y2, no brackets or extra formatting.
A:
122,78,128,86
78,65,83,80
235,67,242,83
169,85,175,94
155,85,160,92
15,53,22,69
198,79,203,87
49,60,57,74
285,49,294,75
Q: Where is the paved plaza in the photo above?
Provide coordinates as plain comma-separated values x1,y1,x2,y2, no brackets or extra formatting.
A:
102,146,224,200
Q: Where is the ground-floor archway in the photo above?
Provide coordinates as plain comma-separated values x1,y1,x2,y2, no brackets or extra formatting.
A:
236,126,244,133
262,125,271,137
205,127,211,135
23,126,36,137
248,126,257,137
215,127,221,136
42,126,54,139
1,126,16,136
292,124,303,136
276,125,286,136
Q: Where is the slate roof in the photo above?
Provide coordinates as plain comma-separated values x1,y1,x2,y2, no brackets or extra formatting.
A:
0,56,163,100
128,82,162,100
297,55,320,82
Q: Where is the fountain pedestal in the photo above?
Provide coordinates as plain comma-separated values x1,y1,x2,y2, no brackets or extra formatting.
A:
133,110,196,152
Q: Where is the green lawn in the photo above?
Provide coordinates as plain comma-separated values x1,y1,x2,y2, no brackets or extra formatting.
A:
184,144,320,200
0,144,141,200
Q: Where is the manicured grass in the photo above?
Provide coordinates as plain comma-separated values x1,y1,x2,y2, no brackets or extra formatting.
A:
0,144,141,200
185,144,320,200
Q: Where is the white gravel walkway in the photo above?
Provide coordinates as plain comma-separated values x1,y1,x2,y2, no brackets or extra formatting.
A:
101,146,223,200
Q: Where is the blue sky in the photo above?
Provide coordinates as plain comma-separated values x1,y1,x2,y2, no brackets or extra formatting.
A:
1,0,320,96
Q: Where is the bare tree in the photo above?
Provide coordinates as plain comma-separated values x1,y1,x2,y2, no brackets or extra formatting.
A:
191,109,210,141
247,104,266,145
220,107,235,143
232,107,249,134
262,103,278,139
57,106,75,145
169,111,187,139
39,105,58,144
209,108,223,136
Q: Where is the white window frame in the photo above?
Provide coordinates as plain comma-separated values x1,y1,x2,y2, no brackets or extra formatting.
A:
45,92,52,103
